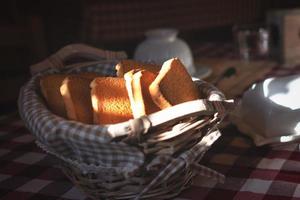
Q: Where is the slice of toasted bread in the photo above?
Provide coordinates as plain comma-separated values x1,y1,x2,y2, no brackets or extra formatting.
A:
125,69,160,118
149,58,200,109
60,74,98,124
91,77,133,124
40,72,100,119
40,74,68,117
124,70,139,117
115,59,160,77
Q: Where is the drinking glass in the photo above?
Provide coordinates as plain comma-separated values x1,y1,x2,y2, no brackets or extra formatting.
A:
233,24,269,61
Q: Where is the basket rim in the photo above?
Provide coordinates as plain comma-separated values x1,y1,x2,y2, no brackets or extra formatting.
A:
18,61,231,176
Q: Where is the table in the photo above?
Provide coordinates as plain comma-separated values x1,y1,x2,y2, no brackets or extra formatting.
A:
1,43,300,200
1,114,300,200
193,43,300,99
181,126,300,200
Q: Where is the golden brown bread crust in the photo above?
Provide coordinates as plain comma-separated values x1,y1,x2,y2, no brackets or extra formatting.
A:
40,74,68,118
134,70,160,115
124,69,160,118
91,77,133,124
40,72,100,119
149,58,200,109
40,59,198,124
115,59,161,77
124,70,140,118
60,75,97,124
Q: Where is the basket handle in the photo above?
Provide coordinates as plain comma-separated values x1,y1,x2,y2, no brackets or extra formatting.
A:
30,43,127,75
108,99,234,139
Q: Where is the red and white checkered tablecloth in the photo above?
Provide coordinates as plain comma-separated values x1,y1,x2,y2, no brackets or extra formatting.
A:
0,117,88,200
1,114,300,200
181,125,300,200
2,43,300,200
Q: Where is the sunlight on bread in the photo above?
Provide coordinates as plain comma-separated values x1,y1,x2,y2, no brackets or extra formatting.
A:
39,57,201,125
90,77,133,124
116,59,160,77
150,58,200,109
60,74,98,124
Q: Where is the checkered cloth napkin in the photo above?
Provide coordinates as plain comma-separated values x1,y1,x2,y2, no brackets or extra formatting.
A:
19,61,147,174
19,59,229,172
1,115,300,200
17,42,235,199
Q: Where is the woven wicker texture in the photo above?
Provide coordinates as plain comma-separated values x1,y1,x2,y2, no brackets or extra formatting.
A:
18,44,234,199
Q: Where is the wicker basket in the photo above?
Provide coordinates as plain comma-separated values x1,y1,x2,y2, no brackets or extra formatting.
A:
18,44,234,200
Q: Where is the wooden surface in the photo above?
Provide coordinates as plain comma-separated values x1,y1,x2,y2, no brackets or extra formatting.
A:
195,58,277,98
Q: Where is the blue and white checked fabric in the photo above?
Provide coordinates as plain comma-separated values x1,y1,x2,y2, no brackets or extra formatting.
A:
19,61,146,176
18,45,233,199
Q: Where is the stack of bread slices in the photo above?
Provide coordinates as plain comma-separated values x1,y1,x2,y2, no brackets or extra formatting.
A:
39,58,201,125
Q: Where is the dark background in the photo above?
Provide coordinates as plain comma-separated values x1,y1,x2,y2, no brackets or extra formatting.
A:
0,0,299,114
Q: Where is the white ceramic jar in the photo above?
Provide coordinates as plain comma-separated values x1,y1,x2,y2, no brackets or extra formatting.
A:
134,28,196,75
